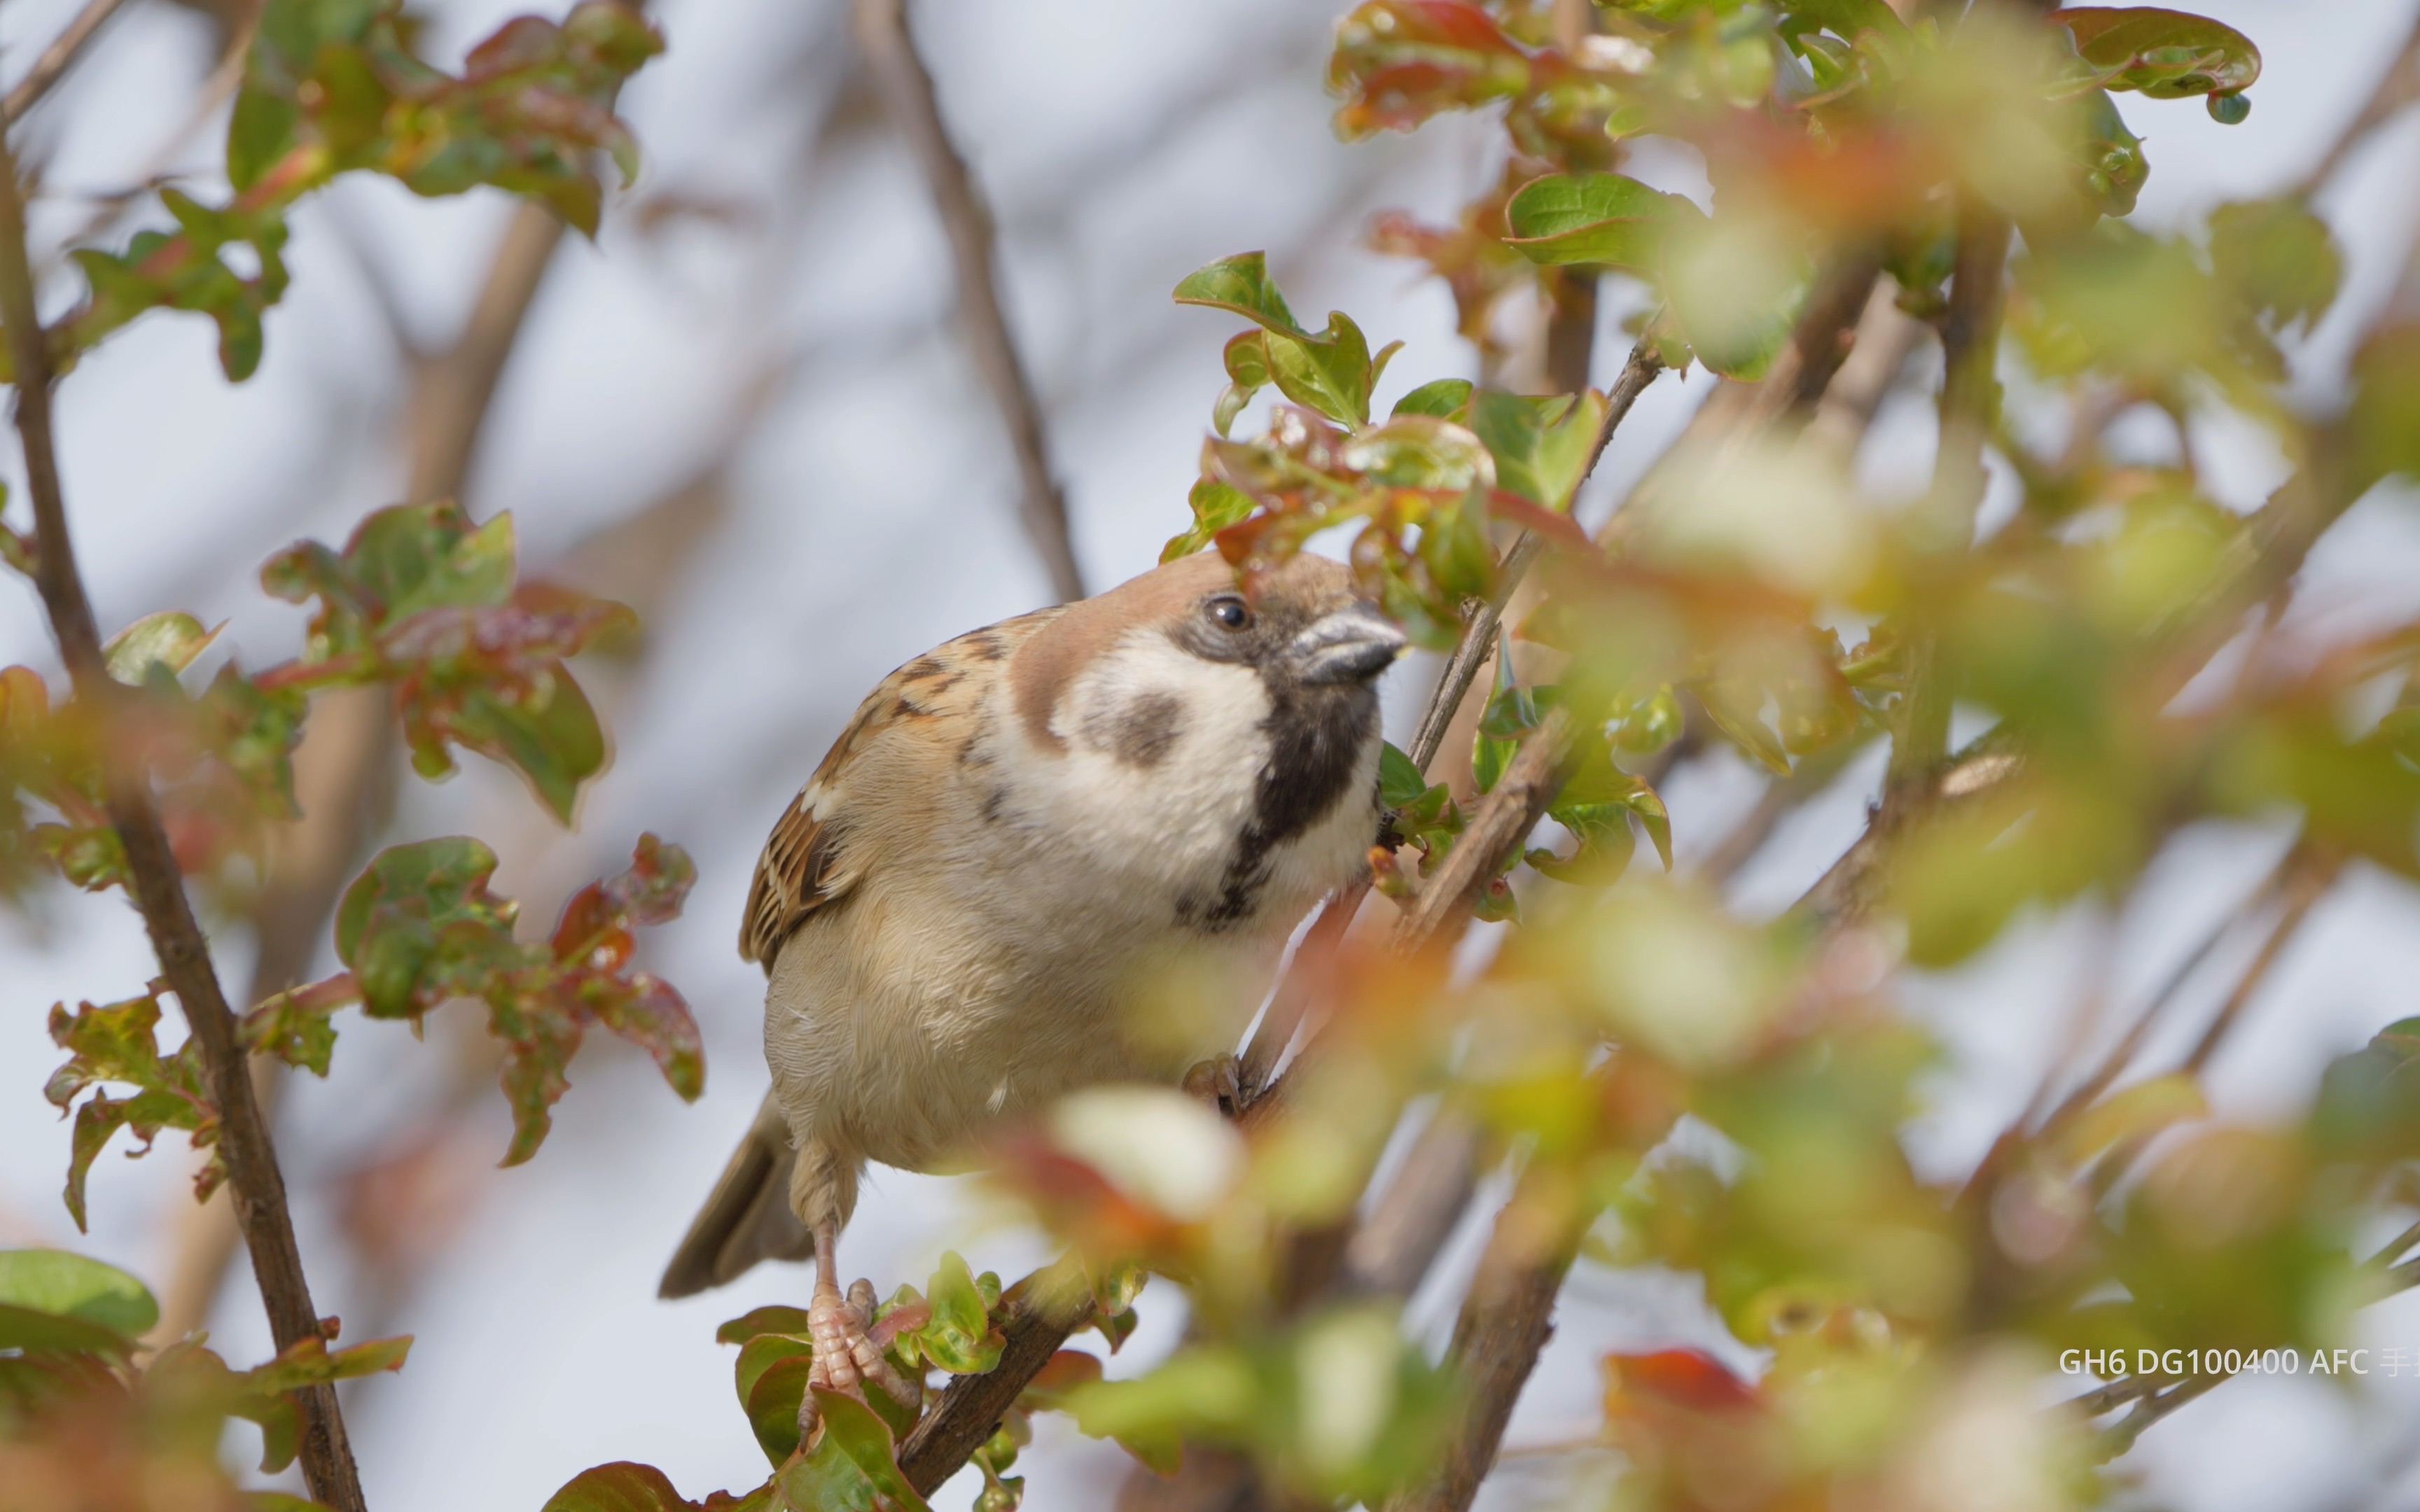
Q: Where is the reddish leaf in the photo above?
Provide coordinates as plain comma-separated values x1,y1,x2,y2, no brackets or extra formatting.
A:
1604,1349,1762,1415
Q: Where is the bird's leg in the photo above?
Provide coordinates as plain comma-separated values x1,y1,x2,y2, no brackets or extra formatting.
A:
799,1222,917,1439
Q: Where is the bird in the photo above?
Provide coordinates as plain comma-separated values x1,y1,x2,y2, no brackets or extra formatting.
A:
658,548,1406,1415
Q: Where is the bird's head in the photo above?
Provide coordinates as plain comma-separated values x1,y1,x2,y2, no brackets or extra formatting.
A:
1010,550,1406,763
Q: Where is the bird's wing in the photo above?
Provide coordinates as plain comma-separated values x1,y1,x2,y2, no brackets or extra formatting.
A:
658,1091,811,1298
737,604,1068,969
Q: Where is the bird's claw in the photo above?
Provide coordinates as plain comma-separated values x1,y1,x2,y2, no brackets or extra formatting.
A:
1183,1053,1245,1116
798,1277,917,1440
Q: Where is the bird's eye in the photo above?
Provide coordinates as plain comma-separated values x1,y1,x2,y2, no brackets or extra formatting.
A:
1205,594,1252,632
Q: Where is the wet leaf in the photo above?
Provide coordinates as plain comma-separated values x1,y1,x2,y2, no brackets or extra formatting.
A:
2054,7,2260,101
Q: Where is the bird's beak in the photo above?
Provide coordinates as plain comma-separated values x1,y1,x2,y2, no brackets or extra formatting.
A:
1291,601,1407,685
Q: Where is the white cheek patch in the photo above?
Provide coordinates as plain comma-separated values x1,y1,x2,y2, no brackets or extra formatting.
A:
1041,631,1271,884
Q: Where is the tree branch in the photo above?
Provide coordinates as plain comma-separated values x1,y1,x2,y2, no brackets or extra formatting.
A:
1383,1161,1583,1512
2295,11,2420,199
0,139,368,1512
1,0,131,127
405,201,566,505
851,0,1085,603
1886,201,2010,802
897,1259,1092,1496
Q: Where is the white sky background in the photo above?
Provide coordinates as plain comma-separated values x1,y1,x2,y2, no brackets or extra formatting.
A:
0,1,2417,1508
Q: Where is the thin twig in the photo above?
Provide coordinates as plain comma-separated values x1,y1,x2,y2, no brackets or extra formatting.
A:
2176,849,2339,1076
2029,848,2297,1140
1342,1114,1482,1297
1237,881,1362,1098
1,0,131,125
0,139,368,1512
1696,735,1871,888
852,0,1084,603
406,202,566,504
2051,1077,2420,1455
2296,13,2420,199
2097,1375,2220,1456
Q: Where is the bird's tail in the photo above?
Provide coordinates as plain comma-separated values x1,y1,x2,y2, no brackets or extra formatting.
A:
658,1091,814,1298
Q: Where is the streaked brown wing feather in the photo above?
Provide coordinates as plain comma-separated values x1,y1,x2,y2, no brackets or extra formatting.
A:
736,605,1066,969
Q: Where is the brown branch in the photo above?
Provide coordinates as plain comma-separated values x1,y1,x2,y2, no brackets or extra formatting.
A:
2022,849,2295,1147
851,0,1084,603
1383,1161,1585,1512
405,202,566,505
897,1259,1093,1495
1342,1114,1482,1297
2297,12,2420,198
0,140,368,1512
1,0,131,126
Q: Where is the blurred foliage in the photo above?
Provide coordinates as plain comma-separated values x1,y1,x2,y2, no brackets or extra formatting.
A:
0,1,703,1501
15,0,663,383
5,0,2419,1506
1,1247,406,1502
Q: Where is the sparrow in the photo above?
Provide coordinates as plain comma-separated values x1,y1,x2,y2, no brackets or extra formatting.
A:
658,550,1406,1415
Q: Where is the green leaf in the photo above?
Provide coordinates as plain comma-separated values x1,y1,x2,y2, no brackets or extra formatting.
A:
1340,417,1493,493
1503,174,1700,272
103,612,221,685
1379,742,1429,809
2313,1017,2420,1162
46,995,219,1231
744,1351,815,1465
915,1250,1003,1376
2208,197,2340,332
718,1305,814,1345
0,1248,160,1337
1173,253,1305,337
2054,7,2260,100
1664,215,1810,382
779,1389,933,1512
1264,312,1377,427
1160,479,1258,564
445,673,609,824
2351,323,2420,486
1391,378,1473,419
1470,390,1606,510
0,1299,135,1356
333,836,515,1020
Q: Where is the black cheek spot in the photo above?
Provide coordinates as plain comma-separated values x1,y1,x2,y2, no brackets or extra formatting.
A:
980,787,1008,825
1086,691,1185,769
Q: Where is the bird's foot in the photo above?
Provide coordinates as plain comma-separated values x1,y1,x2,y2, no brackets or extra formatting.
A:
1183,1053,1245,1116
798,1277,919,1440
